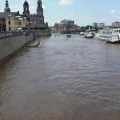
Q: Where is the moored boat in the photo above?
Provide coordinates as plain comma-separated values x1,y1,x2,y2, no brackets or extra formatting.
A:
84,31,93,38
80,32,84,35
95,28,120,43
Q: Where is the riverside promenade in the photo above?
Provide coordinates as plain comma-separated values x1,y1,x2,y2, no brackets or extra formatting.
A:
0,34,120,120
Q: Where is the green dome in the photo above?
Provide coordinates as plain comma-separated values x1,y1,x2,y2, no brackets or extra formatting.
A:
18,18,23,21
16,16,22,18
8,14,13,17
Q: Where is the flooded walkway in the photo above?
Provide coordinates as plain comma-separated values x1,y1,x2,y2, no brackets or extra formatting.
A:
0,34,120,120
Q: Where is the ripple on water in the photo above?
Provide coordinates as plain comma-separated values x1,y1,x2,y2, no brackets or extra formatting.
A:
0,34,120,120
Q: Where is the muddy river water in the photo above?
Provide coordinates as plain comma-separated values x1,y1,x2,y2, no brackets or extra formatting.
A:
0,34,120,120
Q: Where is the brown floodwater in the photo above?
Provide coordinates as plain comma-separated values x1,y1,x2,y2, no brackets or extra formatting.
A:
0,34,120,120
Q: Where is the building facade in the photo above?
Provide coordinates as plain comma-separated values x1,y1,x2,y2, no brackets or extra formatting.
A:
0,0,48,32
0,0,20,31
112,21,120,27
23,0,48,27
54,19,80,32
92,22,98,27
5,14,28,31
99,23,105,28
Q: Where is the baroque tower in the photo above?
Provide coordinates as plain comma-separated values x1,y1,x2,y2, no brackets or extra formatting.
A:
23,0,30,17
4,0,11,12
37,0,43,16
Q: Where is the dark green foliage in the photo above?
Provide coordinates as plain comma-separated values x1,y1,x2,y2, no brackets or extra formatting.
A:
85,25,93,30
81,26,85,32
22,27,28,30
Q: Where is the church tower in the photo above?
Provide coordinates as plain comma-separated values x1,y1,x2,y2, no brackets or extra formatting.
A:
23,0,30,17
37,0,43,17
4,0,11,12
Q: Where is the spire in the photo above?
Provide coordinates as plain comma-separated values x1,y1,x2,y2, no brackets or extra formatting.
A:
6,0,8,7
4,0,11,12
37,0,43,16
23,0,30,18
37,0,42,7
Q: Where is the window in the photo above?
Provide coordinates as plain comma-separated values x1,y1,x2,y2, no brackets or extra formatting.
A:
19,22,21,25
8,21,11,25
9,27,11,31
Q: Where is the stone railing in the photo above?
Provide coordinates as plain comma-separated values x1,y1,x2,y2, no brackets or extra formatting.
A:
0,31,33,38
35,30,51,37
0,30,51,38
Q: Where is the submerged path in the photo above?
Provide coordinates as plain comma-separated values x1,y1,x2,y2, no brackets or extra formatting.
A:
0,34,120,120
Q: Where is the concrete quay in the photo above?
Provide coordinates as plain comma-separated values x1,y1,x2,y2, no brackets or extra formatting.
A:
0,31,51,64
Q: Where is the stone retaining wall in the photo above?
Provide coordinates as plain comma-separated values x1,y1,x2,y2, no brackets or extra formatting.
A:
0,33,34,63
0,31,51,64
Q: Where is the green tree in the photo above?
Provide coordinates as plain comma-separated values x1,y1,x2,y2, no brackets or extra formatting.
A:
85,25,93,30
81,26,85,32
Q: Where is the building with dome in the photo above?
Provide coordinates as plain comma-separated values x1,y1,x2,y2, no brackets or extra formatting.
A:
54,19,80,32
22,0,48,27
0,0,48,32
0,0,20,31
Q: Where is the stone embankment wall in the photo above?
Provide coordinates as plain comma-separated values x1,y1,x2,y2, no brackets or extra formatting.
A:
0,33,35,63
36,32,51,38
0,31,51,63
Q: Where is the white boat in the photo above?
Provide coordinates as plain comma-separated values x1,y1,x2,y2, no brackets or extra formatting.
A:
84,30,93,38
108,29,120,43
80,32,84,35
95,29,111,41
95,28,120,43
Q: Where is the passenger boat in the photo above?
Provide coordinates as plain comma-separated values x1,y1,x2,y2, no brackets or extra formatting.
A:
95,29,111,42
95,28,120,43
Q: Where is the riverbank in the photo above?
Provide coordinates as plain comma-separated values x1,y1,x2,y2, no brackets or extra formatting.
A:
0,31,51,64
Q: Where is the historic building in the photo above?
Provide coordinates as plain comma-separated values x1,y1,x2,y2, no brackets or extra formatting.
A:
0,0,48,32
54,19,80,32
0,0,20,31
23,0,48,27
5,14,28,31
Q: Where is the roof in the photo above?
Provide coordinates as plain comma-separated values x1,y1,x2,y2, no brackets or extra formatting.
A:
5,14,26,21
0,12,18,18
54,23,65,26
18,18,23,21
61,19,74,22
57,23,64,25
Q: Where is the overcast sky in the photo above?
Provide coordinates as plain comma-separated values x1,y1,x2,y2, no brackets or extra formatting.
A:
0,0,120,26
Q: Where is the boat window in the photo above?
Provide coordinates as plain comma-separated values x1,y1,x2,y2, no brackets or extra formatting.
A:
119,30,120,33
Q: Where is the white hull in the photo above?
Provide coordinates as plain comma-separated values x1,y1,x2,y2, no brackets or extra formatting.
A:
95,33,110,41
108,35,120,43
95,28,120,43
80,32,84,35
84,32,93,38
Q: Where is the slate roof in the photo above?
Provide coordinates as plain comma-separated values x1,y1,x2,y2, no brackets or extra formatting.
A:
0,12,18,18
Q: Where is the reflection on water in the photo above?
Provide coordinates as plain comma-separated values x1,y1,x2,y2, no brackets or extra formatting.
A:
0,34,120,120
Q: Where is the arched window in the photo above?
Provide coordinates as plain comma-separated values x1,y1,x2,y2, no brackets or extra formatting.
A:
8,21,11,25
